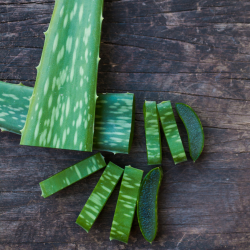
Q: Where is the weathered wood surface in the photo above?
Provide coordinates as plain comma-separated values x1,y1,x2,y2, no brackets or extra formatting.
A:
1,0,250,249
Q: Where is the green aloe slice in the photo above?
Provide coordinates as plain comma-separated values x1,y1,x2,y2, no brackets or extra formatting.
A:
176,103,204,162
94,93,135,154
0,82,134,154
76,162,124,232
137,167,163,243
39,152,106,198
143,101,162,165
0,81,33,134
110,166,143,244
157,101,187,164
20,0,104,151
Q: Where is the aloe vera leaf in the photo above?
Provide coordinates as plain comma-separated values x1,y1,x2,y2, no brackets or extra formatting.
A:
137,167,163,243
157,101,187,164
176,103,204,162
110,166,143,244
0,81,33,134
143,101,162,165
93,93,135,154
20,0,104,151
39,152,106,198
76,162,124,232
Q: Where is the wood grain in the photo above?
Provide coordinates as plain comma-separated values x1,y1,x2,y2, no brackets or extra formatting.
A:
1,0,250,249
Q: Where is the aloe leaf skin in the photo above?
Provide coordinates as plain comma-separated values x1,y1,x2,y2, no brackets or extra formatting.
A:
76,162,124,232
137,167,163,244
0,81,33,134
157,101,187,164
176,103,204,162
93,93,135,154
110,166,143,244
20,0,104,151
143,101,162,165
39,152,106,198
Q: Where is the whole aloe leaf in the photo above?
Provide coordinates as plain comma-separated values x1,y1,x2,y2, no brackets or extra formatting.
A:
0,83,134,154
93,93,135,154
20,0,104,151
0,81,33,134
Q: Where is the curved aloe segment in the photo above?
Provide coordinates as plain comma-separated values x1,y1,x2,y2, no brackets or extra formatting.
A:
0,81,33,134
76,162,124,232
143,101,162,165
94,93,135,154
176,103,204,162
20,0,104,151
39,152,106,198
157,101,187,164
110,166,143,244
137,167,163,243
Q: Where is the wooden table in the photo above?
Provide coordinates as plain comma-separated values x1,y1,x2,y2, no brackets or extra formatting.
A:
1,0,250,249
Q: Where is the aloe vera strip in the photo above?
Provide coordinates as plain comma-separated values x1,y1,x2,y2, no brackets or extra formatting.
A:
157,101,187,164
143,101,162,165
94,93,135,154
76,162,124,232
110,166,143,244
20,0,104,151
176,103,204,162
137,167,163,243
39,152,106,198
0,81,33,134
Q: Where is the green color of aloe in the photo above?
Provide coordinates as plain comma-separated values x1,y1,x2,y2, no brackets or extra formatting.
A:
176,103,204,162
157,101,187,164
0,81,33,134
20,0,104,151
110,166,143,244
39,152,106,198
76,162,124,232
0,82,134,154
137,167,163,243
94,93,135,154
143,101,162,165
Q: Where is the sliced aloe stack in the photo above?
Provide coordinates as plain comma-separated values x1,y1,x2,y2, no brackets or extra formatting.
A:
143,101,162,165
176,103,204,162
157,101,187,164
39,152,106,198
20,0,104,151
137,167,163,243
76,162,124,232
110,166,143,244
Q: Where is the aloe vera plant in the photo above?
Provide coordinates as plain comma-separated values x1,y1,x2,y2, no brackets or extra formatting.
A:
39,152,106,198
20,0,104,151
157,101,187,164
0,81,33,134
0,83,135,154
76,162,124,232
110,166,143,244
93,93,135,154
143,101,162,165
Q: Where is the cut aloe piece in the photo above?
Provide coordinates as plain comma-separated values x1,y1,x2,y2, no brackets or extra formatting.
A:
20,0,104,151
157,101,187,164
39,152,106,198
176,103,204,162
94,93,135,154
0,81,33,134
143,101,162,165
0,83,134,154
137,167,163,243
76,162,124,232
110,166,143,244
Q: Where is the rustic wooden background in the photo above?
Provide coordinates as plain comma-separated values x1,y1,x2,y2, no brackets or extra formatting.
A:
1,0,250,249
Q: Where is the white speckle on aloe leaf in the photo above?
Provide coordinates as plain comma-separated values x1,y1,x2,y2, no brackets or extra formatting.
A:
83,24,91,45
66,36,72,53
80,79,83,87
79,4,84,22
70,67,74,82
80,66,84,76
2,94,19,100
72,120,75,126
60,6,64,17
53,33,59,52
44,78,49,95
48,95,53,108
57,46,65,64
76,114,82,128
66,97,70,117
74,131,78,145
85,49,89,63
63,14,68,28
67,127,70,135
